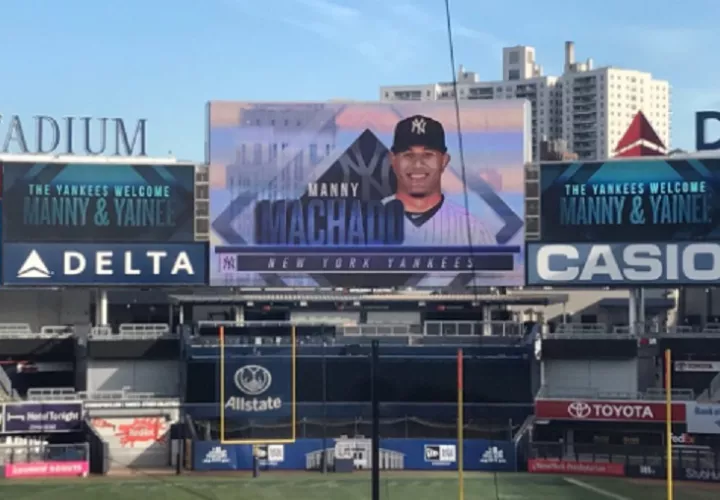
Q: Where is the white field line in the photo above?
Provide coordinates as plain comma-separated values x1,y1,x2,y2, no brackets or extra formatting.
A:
563,477,633,500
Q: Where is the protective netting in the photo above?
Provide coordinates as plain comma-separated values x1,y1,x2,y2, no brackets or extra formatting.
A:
194,416,519,441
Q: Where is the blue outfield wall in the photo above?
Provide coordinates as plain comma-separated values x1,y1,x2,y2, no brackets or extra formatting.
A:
193,438,516,472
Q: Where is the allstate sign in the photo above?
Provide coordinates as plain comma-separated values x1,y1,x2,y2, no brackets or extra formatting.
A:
223,358,292,418
527,242,720,286
2,242,207,285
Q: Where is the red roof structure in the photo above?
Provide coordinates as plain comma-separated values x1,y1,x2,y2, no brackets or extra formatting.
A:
614,111,667,157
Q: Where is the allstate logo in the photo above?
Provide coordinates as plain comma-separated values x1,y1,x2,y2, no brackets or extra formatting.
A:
226,364,283,413
234,365,272,395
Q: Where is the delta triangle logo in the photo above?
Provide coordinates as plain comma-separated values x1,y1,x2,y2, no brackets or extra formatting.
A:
17,250,53,279
614,111,667,157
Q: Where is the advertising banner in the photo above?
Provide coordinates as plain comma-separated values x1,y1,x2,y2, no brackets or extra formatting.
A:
526,242,720,286
4,461,89,478
534,399,686,423
422,444,457,467
222,356,293,419
2,162,195,242
207,101,528,289
627,464,720,483
685,403,720,434
625,464,666,479
528,459,625,477
675,361,720,372
681,468,720,483
2,242,206,286
194,444,238,470
539,159,720,243
1,402,83,433
192,438,515,471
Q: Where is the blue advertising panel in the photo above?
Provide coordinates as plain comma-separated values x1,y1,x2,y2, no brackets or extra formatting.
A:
539,159,720,243
1,402,83,433
207,101,528,288
2,243,206,285
192,442,238,470
2,162,195,242
526,242,720,286
222,355,293,419
192,438,516,471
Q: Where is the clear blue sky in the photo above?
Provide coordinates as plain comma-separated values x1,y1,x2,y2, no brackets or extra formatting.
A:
2,0,718,161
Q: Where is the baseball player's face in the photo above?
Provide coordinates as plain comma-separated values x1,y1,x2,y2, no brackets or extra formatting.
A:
390,146,450,198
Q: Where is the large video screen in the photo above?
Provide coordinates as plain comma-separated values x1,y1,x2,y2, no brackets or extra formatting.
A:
208,101,529,288
539,159,720,243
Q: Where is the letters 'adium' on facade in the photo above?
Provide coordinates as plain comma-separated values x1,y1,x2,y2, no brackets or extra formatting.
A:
0,115,147,156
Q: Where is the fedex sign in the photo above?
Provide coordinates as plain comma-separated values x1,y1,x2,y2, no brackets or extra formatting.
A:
2,242,207,285
526,242,720,286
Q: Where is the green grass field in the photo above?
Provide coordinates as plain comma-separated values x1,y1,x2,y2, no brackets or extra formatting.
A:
0,472,717,499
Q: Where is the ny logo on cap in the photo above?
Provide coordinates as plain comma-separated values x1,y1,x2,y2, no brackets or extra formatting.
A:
411,117,427,135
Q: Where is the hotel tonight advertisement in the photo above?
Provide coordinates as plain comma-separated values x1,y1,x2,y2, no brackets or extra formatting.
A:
529,158,720,286
2,162,195,242
207,101,528,288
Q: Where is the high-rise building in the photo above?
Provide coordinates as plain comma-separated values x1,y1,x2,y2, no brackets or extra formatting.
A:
380,41,670,161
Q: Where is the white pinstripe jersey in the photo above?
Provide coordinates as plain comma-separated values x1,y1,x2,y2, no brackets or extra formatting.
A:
383,195,496,246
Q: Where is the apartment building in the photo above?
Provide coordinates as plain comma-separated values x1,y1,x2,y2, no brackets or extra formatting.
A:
380,42,670,160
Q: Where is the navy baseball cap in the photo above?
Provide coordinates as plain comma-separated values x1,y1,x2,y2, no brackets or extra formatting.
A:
391,115,447,154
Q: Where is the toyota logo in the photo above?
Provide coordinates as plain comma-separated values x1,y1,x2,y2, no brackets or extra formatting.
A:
568,401,592,419
234,365,272,395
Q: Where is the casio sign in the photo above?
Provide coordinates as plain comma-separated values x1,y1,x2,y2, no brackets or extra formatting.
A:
529,243,720,285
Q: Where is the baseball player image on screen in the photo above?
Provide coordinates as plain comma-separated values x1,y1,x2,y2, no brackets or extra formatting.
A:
383,114,496,246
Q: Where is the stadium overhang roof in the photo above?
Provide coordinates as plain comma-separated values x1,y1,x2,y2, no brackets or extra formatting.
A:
169,292,568,306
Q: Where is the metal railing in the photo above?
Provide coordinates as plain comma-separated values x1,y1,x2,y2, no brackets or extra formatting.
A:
26,387,80,401
340,324,423,336
91,326,113,336
89,323,172,340
544,323,621,339
6,319,720,340
195,320,526,338
0,323,75,338
424,321,525,337
536,385,696,401
0,322,174,339
27,387,179,406
545,322,720,339
0,442,89,466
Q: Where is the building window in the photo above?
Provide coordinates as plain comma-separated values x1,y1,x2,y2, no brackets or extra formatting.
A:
508,69,520,80
509,51,520,64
